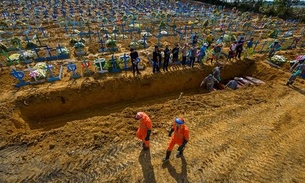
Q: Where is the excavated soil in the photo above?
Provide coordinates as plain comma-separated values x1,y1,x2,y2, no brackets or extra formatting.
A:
1,1,305,182
1,51,305,182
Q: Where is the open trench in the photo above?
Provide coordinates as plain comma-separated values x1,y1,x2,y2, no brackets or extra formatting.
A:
15,60,255,130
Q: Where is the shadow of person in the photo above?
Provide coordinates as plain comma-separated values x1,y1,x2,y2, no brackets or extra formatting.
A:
162,155,188,183
289,85,305,95
138,149,156,183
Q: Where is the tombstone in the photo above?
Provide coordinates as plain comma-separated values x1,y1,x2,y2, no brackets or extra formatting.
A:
10,68,30,88
259,41,269,53
56,44,69,59
97,32,107,52
156,34,162,47
120,23,126,39
283,29,294,37
94,57,109,73
88,30,95,43
81,58,94,76
64,24,70,37
45,45,58,61
74,42,86,56
67,62,81,79
253,40,260,53
108,54,120,72
33,47,45,62
33,34,43,47
269,29,280,38
119,53,130,70
46,63,63,82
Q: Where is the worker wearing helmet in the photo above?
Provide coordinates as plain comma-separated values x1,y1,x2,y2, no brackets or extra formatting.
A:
163,117,189,162
134,112,152,150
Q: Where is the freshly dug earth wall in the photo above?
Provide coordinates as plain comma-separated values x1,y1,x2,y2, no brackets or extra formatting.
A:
16,61,253,124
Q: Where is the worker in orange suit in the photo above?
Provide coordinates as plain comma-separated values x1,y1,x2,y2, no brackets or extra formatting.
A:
163,117,189,162
134,112,152,150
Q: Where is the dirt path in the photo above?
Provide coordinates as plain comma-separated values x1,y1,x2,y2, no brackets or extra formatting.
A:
1,60,305,182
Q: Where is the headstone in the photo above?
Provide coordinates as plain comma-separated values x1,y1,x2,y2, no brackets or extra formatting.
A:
67,62,81,79
94,57,108,73
259,41,268,53
81,57,94,76
119,53,130,70
46,63,63,82
10,68,30,88
109,54,120,72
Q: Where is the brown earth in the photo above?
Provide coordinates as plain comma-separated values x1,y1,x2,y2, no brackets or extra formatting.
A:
1,2,305,183
1,50,305,182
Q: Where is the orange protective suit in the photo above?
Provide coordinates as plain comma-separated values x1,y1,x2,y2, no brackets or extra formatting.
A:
136,112,152,148
167,122,189,151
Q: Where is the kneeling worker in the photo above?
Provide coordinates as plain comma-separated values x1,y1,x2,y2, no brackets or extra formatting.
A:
200,74,219,92
225,77,238,90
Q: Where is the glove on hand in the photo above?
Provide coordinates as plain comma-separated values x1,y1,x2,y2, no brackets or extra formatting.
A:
178,139,188,151
168,128,174,137
177,146,183,151
145,130,151,141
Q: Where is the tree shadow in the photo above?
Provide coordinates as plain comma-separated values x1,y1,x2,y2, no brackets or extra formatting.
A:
289,85,305,95
138,149,156,183
162,155,188,183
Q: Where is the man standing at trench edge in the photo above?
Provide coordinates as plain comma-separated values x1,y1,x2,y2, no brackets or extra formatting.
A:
134,112,152,150
130,48,141,75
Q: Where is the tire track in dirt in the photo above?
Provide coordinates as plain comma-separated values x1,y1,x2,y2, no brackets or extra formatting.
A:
166,92,303,182
1,83,304,182
120,89,282,182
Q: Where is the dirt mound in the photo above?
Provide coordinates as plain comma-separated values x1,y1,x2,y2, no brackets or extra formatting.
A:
1,54,305,182
1,0,305,181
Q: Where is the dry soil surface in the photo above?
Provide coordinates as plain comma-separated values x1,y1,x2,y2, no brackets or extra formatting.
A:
1,50,305,182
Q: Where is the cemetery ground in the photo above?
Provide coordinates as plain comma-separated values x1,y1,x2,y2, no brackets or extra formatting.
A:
1,49,305,182
1,1,305,182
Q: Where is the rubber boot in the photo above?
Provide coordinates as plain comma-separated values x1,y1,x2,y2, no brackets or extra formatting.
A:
162,151,171,162
176,149,184,158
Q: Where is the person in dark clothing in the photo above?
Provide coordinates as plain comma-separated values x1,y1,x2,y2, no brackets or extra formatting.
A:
210,44,222,64
192,32,198,45
172,44,179,67
163,45,170,71
153,45,161,73
130,48,141,75
235,37,244,59
189,44,197,68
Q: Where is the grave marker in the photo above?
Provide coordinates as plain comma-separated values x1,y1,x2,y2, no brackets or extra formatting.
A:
67,62,81,79
81,57,94,76
94,57,109,73
46,63,63,82
119,53,130,70
10,68,30,88
109,54,120,72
